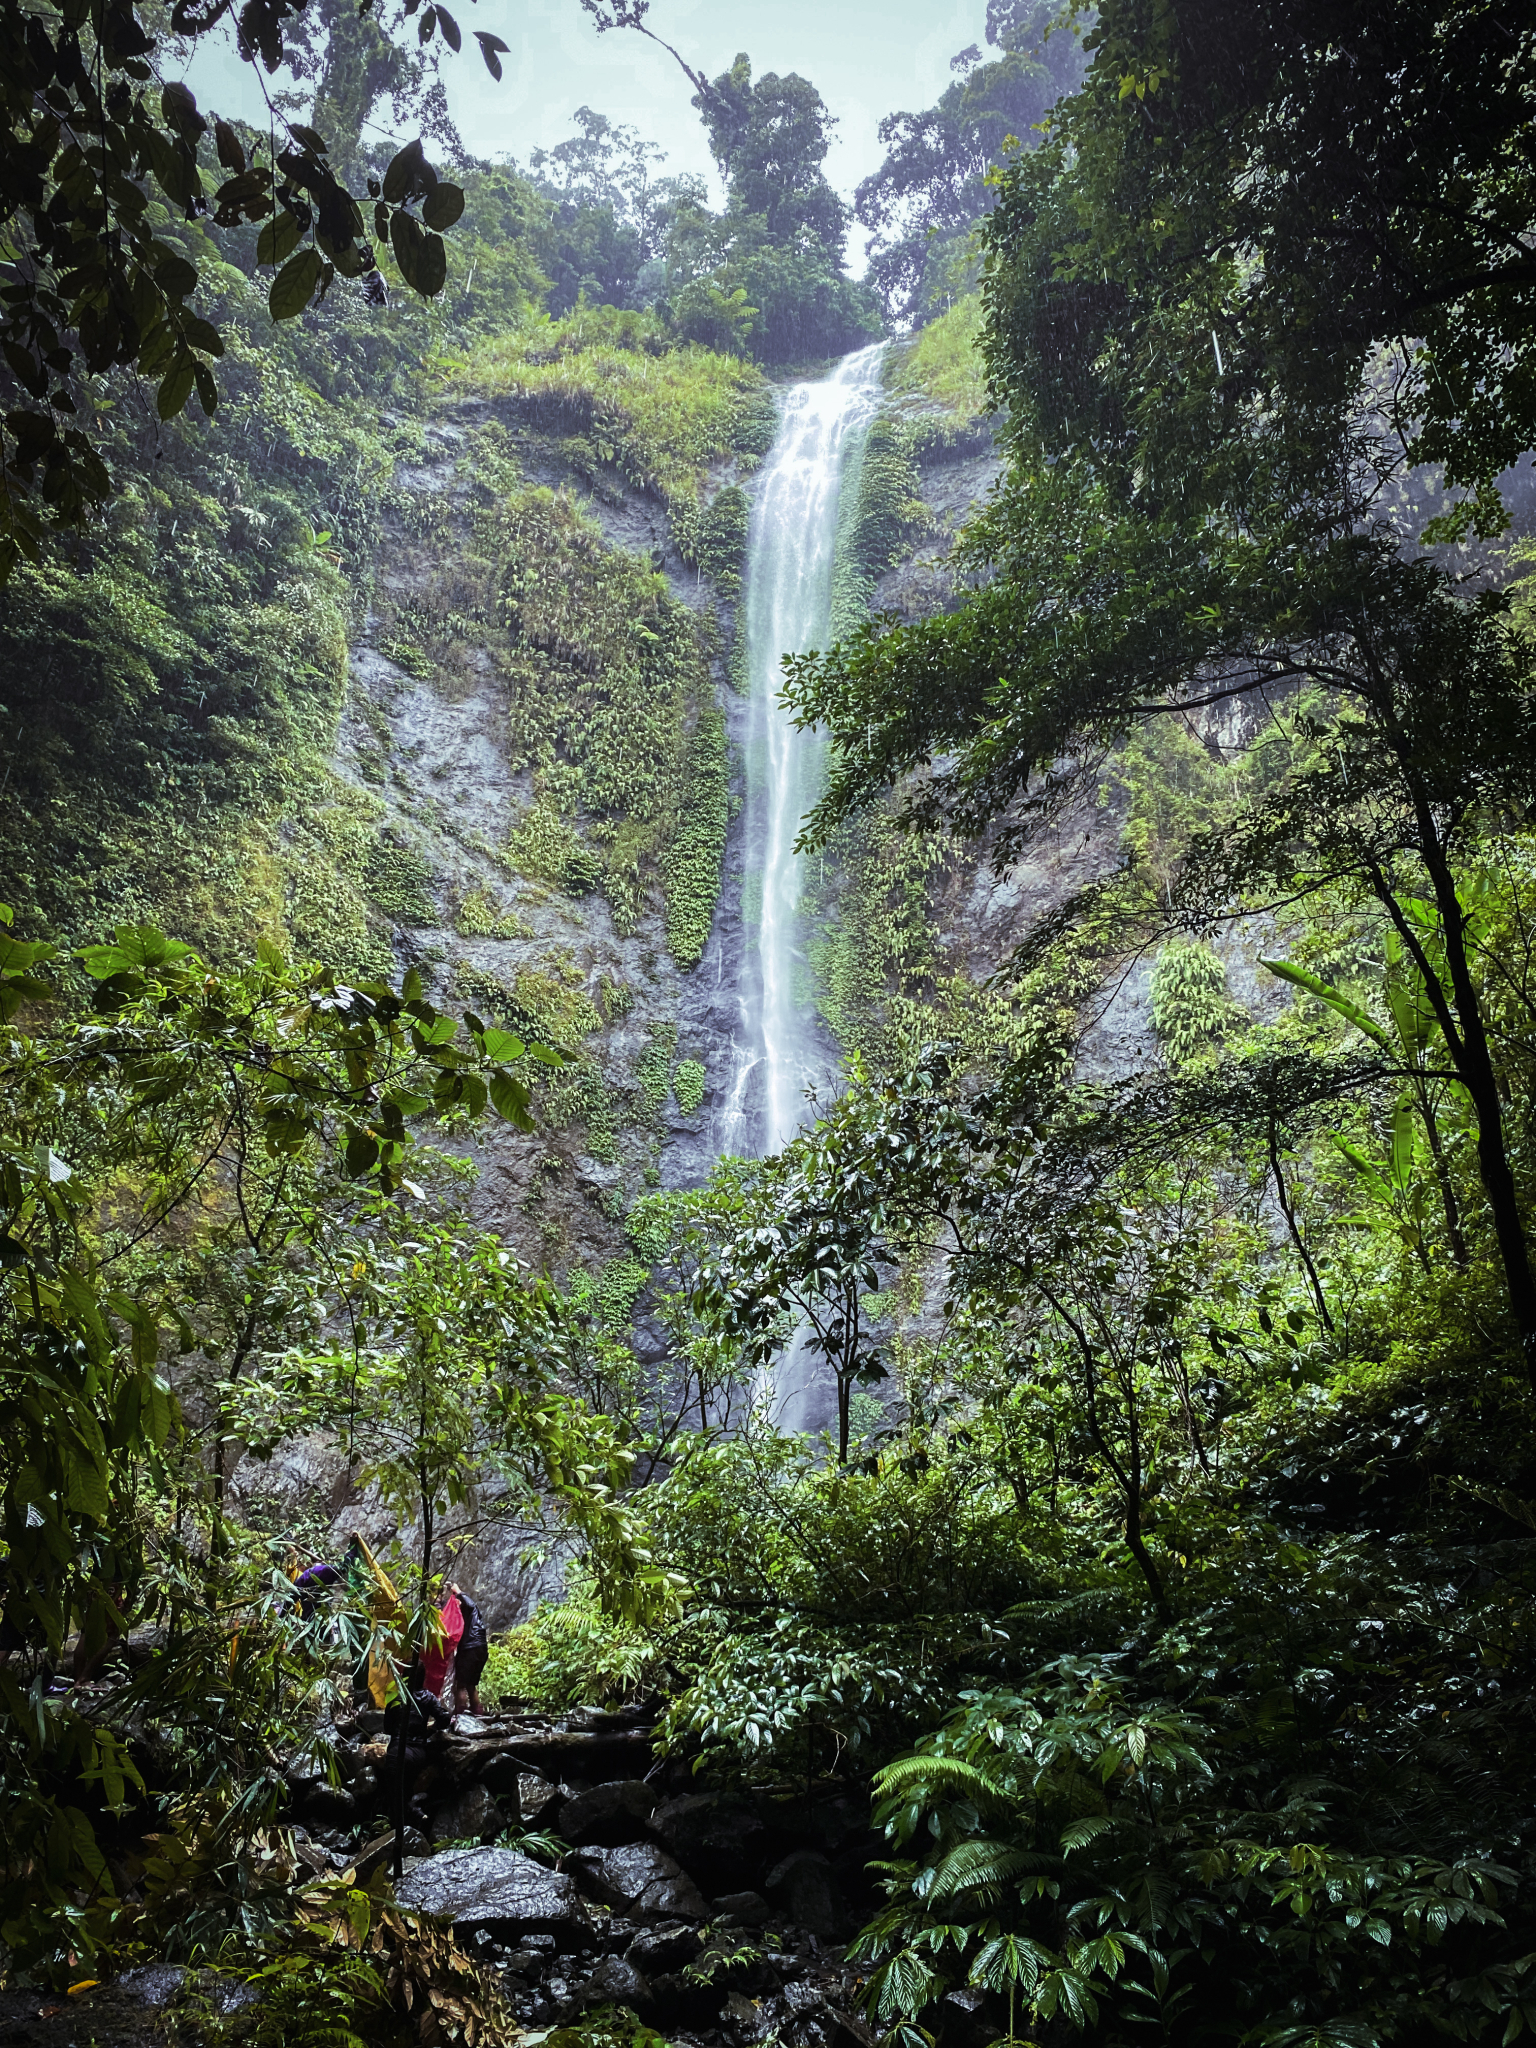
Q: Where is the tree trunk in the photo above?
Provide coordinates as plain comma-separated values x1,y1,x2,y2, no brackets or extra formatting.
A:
1379,823,1536,1388
1414,1076,1469,1269
1267,1113,1334,1331
212,1302,262,1559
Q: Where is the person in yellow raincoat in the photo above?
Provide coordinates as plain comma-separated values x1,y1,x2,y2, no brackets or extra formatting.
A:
347,1533,407,1708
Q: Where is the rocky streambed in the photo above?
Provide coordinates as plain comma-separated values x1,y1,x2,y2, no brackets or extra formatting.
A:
281,1698,917,2048
3,1698,1002,2048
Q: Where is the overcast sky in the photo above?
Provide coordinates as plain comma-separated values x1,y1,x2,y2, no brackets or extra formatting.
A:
187,0,991,246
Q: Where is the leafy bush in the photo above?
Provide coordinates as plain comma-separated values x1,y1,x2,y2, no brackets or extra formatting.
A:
886,291,990,422
857,1640,1536,2048
1150,937,1244,1067
485,1568,659,1710
674,1059,707,1115
664,709,729,970
457,315,767,504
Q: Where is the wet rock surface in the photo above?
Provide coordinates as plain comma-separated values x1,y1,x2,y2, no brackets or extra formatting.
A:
396,1845,594,1946
269,1697,891,2046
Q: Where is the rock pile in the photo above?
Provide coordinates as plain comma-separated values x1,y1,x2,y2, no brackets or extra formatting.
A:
286,1700,910,2048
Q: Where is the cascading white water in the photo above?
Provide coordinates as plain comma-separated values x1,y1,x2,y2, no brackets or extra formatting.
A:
712,342,886,1438
718,343,886,1164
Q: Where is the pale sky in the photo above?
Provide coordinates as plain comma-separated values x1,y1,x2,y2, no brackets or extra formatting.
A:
186,0,990,242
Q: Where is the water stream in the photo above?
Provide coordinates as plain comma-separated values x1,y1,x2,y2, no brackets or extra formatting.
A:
715,342,886,1431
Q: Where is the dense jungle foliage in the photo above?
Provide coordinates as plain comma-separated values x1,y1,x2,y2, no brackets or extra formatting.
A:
5,0,1536,2045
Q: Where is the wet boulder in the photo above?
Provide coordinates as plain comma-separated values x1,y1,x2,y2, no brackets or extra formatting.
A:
396,1847,593,1949
648,1792,766,1892
764,1851,844,1939
626,1922,703,1974
714,1889,773,1927
569,1841,710,1920
429,1781,505,1845
559,1778,659,1847
573,1956,650,2011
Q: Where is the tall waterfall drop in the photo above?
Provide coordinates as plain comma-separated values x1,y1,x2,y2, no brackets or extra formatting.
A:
719,343,886,1164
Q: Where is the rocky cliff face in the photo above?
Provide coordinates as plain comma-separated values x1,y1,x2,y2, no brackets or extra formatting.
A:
227,337,1058,1619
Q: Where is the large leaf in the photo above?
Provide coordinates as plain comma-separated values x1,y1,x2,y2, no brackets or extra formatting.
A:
78,926,194,977
477,1025,525,1064
475,29,508,77
269,246,323,320
970,1932,1054,1995
1331,1133,1392,1205
422,182,465,231
1389,1097,1419,1191
1387,978,1439,1062
382,138,435,204
1262,959,1390,1050
155,355,194,421
489,1068,533,1131
257,210,303,268
390,212,447,297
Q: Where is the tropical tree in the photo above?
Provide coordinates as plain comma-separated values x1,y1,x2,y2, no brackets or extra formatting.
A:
691,1095,900,1464
0,913,577,1954
0,0,517,570
785,0,1536,1382
854,0,1085,326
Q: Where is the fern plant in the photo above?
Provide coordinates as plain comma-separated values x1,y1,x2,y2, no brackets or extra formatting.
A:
853,1659,1532,2047
1150,938,1244,1068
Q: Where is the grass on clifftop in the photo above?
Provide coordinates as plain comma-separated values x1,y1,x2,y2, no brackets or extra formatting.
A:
455,307,775,505
886,293,989,420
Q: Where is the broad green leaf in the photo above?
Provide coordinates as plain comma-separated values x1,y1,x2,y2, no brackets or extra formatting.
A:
478,1026,525,1063
382,139,433,204
1389,1098,1418,1190
489,1068,534,1129
155,356,195,421
269,246,323,320
257,210,303,268
390,212,447,297
1332,1133,1391,1202
422,181,465,231
1261,959,1390,1049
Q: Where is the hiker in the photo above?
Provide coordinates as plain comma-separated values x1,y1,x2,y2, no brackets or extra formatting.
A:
291,1557,342,1618
451,1584,489,1716
383,1659,454,1874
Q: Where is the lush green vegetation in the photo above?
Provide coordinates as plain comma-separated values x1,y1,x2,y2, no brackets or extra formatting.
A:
885,293,990,426
8,3,1536,2047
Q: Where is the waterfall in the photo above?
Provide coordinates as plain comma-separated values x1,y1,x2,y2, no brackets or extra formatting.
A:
709,342,886,1440
718,342,887,1164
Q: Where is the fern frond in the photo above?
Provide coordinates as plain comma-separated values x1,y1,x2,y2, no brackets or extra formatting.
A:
928,1837,1038,1905
874,1754,1001,1800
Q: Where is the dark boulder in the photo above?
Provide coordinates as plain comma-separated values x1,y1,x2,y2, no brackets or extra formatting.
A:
396,1847,593,1949
569,1841,710,1920
937,1985,1008,2048
559,1778,659,1847
573,1957,650,2010
714,1889,773,1927
764,1851,844,1939
626,1922,703,1974
637,1969,727,2030
649,1792,767,1892
429,1782,505,1845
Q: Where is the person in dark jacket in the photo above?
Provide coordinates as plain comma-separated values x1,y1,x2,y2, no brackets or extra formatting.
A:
450,1583,489,1715
383,1660,453,1876
292,1558,342,1619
